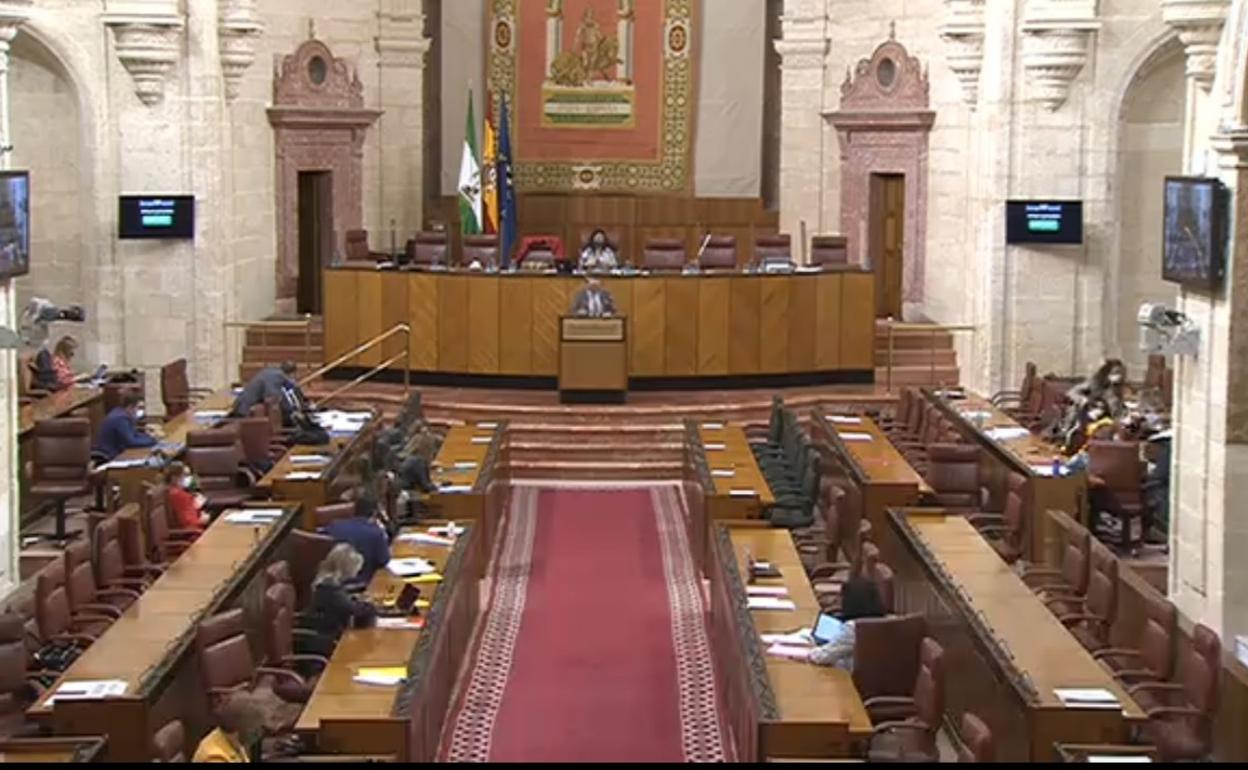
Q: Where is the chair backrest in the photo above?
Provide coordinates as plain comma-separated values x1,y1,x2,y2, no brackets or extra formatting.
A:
103,382,143,414
93,515,129,590
1018,362,1038,405
926,444,982,505
236,416,273,467
642,238,687,271
1183,624,1222,719
699,235,737,269
118,514,149,571
17,352,40,399
0,614,28,697
143,484,176,562
151,718,187,763
262,582,298,665
1088,441,1143,502
34,559,73,641
1060,526,1092,594
264,560,293,589
1138,591,1179,680
315,502,356,530
957,713,995,763
852,613,927,700
160,358,192,419
999,473,1029,556
754,234,792,264
32,418,91,484
195,608,256,692
1084,541,1119,634
290,529,335,609
462,234,499,266
406,231,448,266
867,560,895,614
810,235,849,266
186,426,244,490
63,542,101,614
345,229,371,262
913,638,946,730
1144,354,1167,391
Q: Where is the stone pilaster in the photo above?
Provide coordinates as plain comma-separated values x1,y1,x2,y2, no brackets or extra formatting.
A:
1019,0,1100,111
103,0,185,107
1161,0,1230,89
940,0,987,108
218,0,263,102
375,1,429,242
775,0,830,262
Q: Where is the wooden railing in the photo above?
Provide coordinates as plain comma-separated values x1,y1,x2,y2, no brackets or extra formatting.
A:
881,320,977,393
299,323,412,407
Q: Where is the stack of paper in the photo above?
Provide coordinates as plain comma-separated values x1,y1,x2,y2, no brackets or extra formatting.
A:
1054,688,1120,709
352,666,408,687
46,680,127,704
838,432,874,442
711,469,736,478
314,410,372,434
766,643,814,660
746,585,789,597
1085,757,1152,764
761,629,814,646
1031,464,1063,478
702,422,725,430
397,532,455,547
437,484,474,494
376,617,424,631
284,470,322,481
985,426,1032,441
223,509,284,526
477,421,499,429
98,458,149,471
747,596,798,611
387,557,437,577
471,436,493,445
290,454,331,465
703,442,726,451
826,415,863,425
729,489,758,498
451,461,479,470
429,523,466,538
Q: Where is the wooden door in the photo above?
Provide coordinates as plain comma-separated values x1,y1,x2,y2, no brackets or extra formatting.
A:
297,171,333,315
868,173,905,319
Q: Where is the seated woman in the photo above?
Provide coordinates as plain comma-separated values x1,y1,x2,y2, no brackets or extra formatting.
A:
807,577,886,671
308,544,378,649
164,461,209,531
579,228,619,272
34,336,80,392
1068,358,1131,417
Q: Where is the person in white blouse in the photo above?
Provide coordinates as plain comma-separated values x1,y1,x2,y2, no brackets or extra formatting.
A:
807,576,886,670
579,228,618,272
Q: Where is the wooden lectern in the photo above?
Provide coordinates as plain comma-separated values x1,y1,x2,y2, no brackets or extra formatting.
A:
559,316,628,403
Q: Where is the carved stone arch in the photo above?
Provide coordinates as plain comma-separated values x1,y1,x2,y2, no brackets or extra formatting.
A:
267,39,380,308
825,32,935,316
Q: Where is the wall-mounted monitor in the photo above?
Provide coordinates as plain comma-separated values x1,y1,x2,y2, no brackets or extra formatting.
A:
119,195,195,240
0,170,30,279
1163,176,1228,291
1006,200,1084,245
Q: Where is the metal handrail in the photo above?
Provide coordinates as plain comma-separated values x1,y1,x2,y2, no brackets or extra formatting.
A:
298,323,411,404
882,320,977,394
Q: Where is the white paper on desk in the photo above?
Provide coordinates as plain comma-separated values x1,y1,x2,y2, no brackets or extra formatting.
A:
284,471,322,481
827,415,863,425
837,432,874,442
352,672,405,687
452,461,479,470
46,679,127,704
99,458,148,471
1030,464,1062,477
437,484,474,494
375,618,424,630
477,421,499,429
729,489,758,498
747,596,798,611
746,585,789,597
387,557,436,577
704,443,726,451
1054,688,1119,708
1085,757,1152,764
761,630,814,646
702,422,725,430
429,523,466,537
985,426,1032,441
958,410,993,421
223,510,282,525
239,507,284,518
397,532,455,547
471,436,492,445
766,643,813,660
711,469,736,478
290,454,331,465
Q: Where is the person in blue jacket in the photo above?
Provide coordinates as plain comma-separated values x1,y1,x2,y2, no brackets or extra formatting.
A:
93,392,157,461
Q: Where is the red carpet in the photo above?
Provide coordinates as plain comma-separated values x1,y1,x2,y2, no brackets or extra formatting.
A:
442,485,728,762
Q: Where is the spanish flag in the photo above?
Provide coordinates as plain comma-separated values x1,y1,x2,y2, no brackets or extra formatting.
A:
482,98,499,235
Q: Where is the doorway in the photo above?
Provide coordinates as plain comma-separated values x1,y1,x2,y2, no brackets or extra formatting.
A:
296,171,334,314
868,173,905,319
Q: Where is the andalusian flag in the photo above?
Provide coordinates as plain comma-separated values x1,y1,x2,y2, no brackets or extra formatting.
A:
482,99,499,235
458,89,482,236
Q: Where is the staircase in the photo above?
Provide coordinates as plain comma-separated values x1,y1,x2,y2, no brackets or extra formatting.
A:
236,316,324,382
874,320,961,388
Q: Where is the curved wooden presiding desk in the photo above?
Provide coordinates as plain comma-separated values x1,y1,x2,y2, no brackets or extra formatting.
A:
322,266,875,383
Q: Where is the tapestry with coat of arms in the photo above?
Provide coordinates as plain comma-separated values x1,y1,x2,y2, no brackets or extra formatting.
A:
487,0,697,195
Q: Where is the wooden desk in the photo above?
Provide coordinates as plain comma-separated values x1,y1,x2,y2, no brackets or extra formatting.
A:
697,423,775,520
322,267,876,382
17,387,105,524
924,390,1087,560
0,736,107,763
423,423,505,523
29,505,299,761
709,527,871,760
296,522,483,761
811,408,928,535
885,510,1145,762
256,411,381,529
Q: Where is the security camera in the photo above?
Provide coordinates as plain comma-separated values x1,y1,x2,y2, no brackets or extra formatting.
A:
1138,302,1200,357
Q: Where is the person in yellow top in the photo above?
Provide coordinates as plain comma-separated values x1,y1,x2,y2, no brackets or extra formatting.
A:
193,692,266,763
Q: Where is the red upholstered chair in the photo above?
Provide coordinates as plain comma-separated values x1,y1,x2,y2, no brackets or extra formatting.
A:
516,235,563,268
866,638,945,763
754,234,792,265
261,582,328,692
237,413,285,468
34,558,111,645
0,614,51,738
642,238,687,271
160,358,212,420
924,444,984,511
809,235,849,266
955,713,996,763
93,515,160,592
195,608,310,706
1020,524,1090,602
314,503,355,530
1053,540,1118,651
63,541,139,619
289,530,335,611
345,229,386,264
699,235,738,270
28,417,94,545
151,719,187,763
866,559,896,615
142,484,198,564
1136,624,1221,762
118,513,169,579
405,231,448,267
1088,440,1147,550
992,361,1038,415
966,472,1029,564
1094,591,1177,684
852,614,927,707
462,234,499,267
185,425,258,513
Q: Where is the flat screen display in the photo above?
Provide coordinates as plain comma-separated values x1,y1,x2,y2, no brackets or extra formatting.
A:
0,171,30,279
119,195,195,240
1163,176,1228,291
1006,200,1084,245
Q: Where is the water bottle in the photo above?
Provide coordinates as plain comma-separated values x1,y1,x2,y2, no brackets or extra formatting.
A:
1052,457,1062,478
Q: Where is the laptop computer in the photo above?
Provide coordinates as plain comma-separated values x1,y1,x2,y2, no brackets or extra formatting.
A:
811,612,846,646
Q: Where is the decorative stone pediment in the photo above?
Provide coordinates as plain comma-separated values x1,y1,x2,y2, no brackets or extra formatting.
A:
1161,0,1230,89
272,39,366,110
218,0,263,101
837,28,931,116
939,0,986,108
103,0,185,107
1020,0,1101,111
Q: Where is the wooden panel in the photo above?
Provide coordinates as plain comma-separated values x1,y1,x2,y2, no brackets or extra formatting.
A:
664,279,699,376
758,277,790,374
381,274,408,363
814,273,842,370
531,278,569,376
355,272,384,368
600,277,634,323
467,278,500,374
407,273,438,371
729,278,761,374
840,272,875,370
437,275,470,373
787,274,818,373
498,278,533,375
697,278,731,375
322,269,358,364
631,279,666,376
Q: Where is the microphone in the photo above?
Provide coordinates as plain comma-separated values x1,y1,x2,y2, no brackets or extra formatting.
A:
696,233,712,260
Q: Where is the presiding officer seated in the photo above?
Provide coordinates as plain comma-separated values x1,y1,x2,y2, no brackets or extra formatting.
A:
571,277,617,319
579,228,619,272
93,391,157,462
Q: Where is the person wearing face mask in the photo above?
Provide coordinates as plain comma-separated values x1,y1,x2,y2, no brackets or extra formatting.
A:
92,392,157,461
1069,359,1131,416
1063,398,1115,456
579,228,618,272
164,461,208,531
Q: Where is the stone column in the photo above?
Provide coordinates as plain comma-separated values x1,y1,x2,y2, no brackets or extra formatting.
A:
775,0,829,263
0,0,31,597
376,2,429,244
